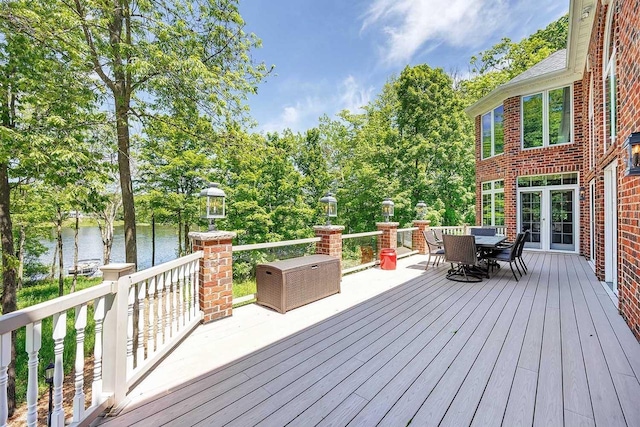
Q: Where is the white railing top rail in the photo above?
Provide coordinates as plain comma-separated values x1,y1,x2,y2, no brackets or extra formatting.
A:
397,227,418,232
233,237,321,252
431,225,465,230
342,231,383,239
0,282,113,335
128,251,203,283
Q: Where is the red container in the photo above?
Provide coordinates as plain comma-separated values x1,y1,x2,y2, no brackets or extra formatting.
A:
380,248,397,270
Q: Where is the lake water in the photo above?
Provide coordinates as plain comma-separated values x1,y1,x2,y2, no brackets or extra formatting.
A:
39,224,184,274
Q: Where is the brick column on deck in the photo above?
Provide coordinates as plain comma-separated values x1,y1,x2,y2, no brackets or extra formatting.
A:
313,225,345,259
376,222,399,254
412,220,431,255
189,230,236,324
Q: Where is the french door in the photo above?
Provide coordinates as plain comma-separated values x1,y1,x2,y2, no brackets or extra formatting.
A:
519,187,578,252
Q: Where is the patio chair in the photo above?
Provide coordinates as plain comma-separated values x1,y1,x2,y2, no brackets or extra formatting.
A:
486,232,526,281
516,229,530,273
422,230,445,270
432,228,444,242
470,226,497,236
442,234,485,282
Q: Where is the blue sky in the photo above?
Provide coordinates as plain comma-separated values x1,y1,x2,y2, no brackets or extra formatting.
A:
238,0,568,133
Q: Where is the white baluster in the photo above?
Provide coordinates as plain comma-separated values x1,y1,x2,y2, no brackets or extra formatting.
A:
164,271,171,340
52,312,67,427
186,261,193,321
126,285,135,372
179,264,185,328
26,322,42,427
136,280,146,364
172,267,179,336
73,305,87,421
156,273,165,346
0,333,11,426
92,296,105,406
147,276,156,354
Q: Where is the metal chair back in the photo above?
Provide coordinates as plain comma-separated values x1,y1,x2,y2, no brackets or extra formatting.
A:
470,227,497,236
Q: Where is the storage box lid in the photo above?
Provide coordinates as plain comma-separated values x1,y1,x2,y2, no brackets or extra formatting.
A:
258,254,338,272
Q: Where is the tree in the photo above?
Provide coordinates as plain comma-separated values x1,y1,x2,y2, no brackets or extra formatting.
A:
55,0,270,267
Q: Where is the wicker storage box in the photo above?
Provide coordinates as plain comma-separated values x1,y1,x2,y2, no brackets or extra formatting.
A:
256,255,341,313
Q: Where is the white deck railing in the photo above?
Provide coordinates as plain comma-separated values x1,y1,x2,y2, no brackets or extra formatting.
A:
0,252,202,427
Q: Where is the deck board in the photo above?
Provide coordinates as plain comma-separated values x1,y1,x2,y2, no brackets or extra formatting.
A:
94,252,640,427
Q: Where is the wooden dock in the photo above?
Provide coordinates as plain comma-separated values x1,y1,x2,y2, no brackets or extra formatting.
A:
95,252,640,426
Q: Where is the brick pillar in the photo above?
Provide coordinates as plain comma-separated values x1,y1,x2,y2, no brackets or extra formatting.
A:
412,220,431,255
376,222,399,253
189,230,236,324
314,225,345,259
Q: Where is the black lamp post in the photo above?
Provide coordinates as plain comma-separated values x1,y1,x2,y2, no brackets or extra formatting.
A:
44,362,54,427
319,192,337,225
382,198,394,222
199,182,226,231
416,200,427,220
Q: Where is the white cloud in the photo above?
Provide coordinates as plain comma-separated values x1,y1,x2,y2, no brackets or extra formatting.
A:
261,75,374,133
361,0,567,66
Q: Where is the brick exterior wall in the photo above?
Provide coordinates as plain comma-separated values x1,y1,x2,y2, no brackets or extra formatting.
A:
475,87,585,243
189,231,236,323
474,0,640,339
583,0,640,339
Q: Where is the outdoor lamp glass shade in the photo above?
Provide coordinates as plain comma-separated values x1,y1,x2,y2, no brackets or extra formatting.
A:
382,198,394,221
626,132,640,175
44,362,55,384
416,200,427,219
200,183,226,219
319,192,337,223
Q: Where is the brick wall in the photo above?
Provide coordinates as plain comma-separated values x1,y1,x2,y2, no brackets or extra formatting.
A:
475,87,584,243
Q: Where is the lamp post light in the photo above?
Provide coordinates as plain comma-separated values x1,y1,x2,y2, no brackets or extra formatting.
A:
199,182,226,231
624,132,640,176
319,192,337,226
416,200,427,220
44,362,54,427
381,198,394,222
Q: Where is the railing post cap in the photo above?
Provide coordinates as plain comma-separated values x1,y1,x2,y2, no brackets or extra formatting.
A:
412,220,431,225
376,222,400,228
100,263,136,279
188,230,237,242
313,225,345,232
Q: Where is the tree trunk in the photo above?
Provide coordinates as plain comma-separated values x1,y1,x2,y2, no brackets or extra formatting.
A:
50,242,58,279
115,103,137,268
56,207,64,296
151,212,155,266
184,223,190,255
177,210,183,257
72,214,79,293
16,224,25,290
0,162,17,416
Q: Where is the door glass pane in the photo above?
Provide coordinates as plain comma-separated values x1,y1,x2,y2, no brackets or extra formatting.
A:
521,192,541,249
550,190,575,251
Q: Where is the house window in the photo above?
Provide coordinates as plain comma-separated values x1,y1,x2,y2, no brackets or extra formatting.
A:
481,105,504,159
481,180,504,226
603,4,617,148
522,86,572,149
589,74,596,170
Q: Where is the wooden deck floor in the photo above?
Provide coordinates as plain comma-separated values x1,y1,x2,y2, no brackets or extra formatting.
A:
96,252,640,426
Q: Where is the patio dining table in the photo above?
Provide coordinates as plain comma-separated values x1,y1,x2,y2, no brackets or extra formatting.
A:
474,235,507,248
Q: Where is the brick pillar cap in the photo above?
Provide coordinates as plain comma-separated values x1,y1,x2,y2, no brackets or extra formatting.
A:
412,220,431,225
313,225,345,232
376,222,400,227
188,230,237,241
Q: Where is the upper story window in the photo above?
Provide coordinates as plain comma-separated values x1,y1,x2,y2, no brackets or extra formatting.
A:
481,105,504,159
481,180,504,226
522,86,572,149
603,3,617,148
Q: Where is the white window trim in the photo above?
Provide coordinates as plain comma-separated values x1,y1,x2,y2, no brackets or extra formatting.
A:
589,74,595,170
603,3,617,149
481,179,504,226
521,84,574,150
481,105,504,160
